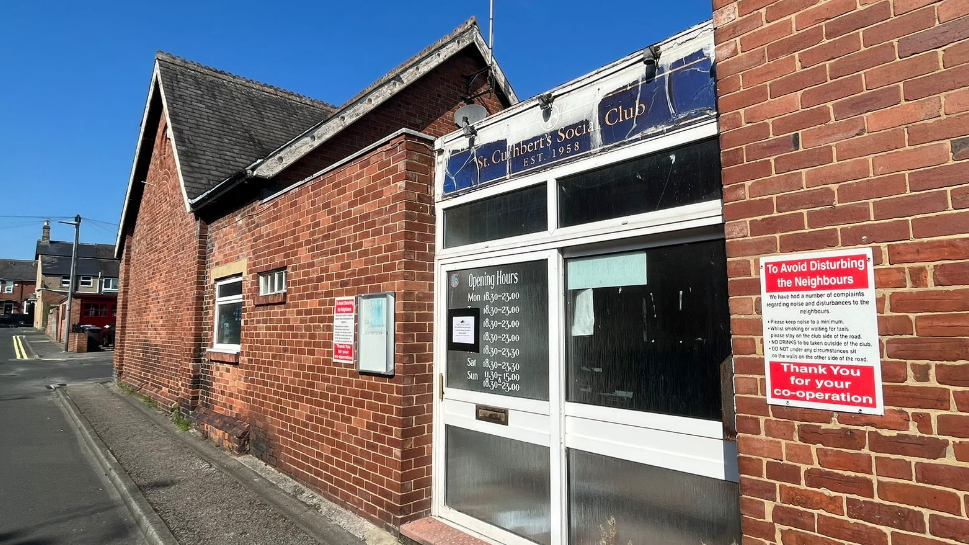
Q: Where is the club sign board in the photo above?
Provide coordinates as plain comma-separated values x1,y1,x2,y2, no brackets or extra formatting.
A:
761,248,884,415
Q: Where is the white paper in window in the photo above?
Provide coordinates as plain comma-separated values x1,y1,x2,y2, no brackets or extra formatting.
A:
571,289,595,336
568,252,647,290
452,316,476,344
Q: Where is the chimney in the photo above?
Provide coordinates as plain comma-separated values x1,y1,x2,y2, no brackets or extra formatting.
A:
42,220,50,243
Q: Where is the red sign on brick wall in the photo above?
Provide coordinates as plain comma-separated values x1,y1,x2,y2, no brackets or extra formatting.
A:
333,297,355,364
761,248,884,415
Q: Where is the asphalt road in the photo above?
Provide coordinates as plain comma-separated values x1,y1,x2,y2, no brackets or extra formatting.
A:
0,326,144,545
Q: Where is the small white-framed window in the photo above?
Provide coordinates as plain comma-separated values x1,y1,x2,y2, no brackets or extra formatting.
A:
102,278,119,292
60,276,71,288
79,276,94,288
3,282,12,294
214,276,243,350
259,269,286,296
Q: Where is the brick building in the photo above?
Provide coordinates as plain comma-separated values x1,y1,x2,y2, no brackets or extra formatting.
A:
417,4,969,544
116,6,969,545
33,222,120,345
114,20,513,532
0,259,36,319
712,1,969,544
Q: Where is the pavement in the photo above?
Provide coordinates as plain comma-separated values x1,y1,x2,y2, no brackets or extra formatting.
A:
1,326,397,545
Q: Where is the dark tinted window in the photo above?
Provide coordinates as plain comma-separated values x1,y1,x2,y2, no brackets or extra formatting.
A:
558,138,722,227
565,239,731,420
444,184,546,248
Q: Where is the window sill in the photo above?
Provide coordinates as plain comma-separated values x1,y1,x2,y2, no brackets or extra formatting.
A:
206,348,240,364
254,292,286,306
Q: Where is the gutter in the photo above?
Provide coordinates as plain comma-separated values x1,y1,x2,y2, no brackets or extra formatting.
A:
188,165,259,211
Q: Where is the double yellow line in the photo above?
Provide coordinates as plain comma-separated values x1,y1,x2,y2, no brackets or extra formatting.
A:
13,335,28,360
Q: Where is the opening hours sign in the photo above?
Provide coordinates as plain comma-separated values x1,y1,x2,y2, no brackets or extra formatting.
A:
760,248,884,415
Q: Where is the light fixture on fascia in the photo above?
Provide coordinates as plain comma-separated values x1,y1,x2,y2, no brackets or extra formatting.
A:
642,44,661,82
537,92,554,112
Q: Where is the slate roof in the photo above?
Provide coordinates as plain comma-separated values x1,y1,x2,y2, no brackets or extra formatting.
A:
40,255,120,277
155,52,337,201
0,259,36,281
36,241,116,260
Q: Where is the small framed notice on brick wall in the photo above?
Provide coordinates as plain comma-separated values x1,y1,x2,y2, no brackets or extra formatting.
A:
333,297,355,364
761,248,884,415
357,292,395,376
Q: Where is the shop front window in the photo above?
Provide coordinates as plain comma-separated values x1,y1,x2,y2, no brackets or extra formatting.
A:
444,184,547,248
558,138,722,228
565,239,731,420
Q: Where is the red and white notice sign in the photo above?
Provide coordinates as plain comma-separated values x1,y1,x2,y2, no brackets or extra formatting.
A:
761,248,884,415
333,296,355,364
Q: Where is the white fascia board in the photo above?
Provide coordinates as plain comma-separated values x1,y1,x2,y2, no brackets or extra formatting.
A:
114,66,161,258
434,20,715,152
253,26,517,180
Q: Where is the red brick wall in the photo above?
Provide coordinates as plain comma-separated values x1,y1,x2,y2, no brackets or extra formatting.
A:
275,47,506,184
116,113,208,411
714,1,969,544
195,137,434,530
199,201,255,423
196,134,435,531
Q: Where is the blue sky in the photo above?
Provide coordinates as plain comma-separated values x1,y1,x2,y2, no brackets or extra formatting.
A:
0,1,714,260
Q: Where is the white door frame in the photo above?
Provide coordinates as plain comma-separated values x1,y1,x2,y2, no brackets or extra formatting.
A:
431,121,736,545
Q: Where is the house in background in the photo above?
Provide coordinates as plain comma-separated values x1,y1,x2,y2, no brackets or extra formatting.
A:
0,259,37,321
33,221,120,344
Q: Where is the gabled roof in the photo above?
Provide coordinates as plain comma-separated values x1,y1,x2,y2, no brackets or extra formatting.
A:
115,53,337,256
0,259,36,281
248,17,516,179
40,255,120,277
155,53,337,201
116,18,516,257
37,241,116,260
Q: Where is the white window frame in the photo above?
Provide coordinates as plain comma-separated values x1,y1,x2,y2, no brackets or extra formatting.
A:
3,282,12,294
60,276,70,288
258,269,286,296
432,120,738,545
79,276,94,288
213,276,243,352
102,278,119,292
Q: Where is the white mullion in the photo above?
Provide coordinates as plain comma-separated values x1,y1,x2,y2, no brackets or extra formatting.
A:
432,259,446,516
444,388,549,415
549,251,567,545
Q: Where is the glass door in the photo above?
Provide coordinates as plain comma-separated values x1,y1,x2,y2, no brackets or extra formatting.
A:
437,250,560,545
561,239,741,545
434,239,741,545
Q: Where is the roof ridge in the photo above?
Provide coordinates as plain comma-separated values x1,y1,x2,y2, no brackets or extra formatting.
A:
155,51,338,112
44,240,115,247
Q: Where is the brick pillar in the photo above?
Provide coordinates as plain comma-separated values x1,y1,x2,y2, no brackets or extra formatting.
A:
713,1,969,543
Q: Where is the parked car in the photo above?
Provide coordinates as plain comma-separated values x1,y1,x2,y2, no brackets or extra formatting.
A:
0,314,28,327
